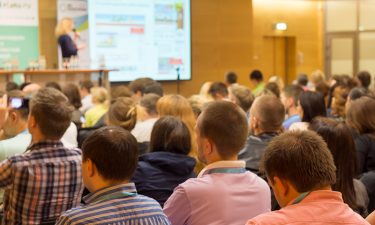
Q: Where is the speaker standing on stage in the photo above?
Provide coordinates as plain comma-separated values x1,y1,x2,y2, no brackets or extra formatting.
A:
55,17,79,59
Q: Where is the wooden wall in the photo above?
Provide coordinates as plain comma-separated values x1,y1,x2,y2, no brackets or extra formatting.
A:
38,0,323,97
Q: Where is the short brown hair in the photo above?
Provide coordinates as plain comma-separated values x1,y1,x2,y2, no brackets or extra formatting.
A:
30,88,73,139
106,97,137,131
79,80,94,92
282,85,303,107
198,101,248,159
262,130,336,192
251,95,285,132
230,85,254,113
128,77,155,94
140,93,160,116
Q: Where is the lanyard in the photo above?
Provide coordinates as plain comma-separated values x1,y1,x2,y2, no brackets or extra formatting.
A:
93,191,137,204
292,192,310,205
205,167,247,175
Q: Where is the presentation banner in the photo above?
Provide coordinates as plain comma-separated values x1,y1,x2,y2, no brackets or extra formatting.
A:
0,0,39,69
57,0,90,68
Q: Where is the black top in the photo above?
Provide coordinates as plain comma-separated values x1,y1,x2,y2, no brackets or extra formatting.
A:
353,132,375,174
58,34,78,58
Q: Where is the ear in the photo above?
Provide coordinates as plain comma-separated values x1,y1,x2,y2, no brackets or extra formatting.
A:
86,159,96,177
203,137,214,156
286,98,294,108
273,176,290,196
250,116,259,130
9,111,17,122
28,114,37,128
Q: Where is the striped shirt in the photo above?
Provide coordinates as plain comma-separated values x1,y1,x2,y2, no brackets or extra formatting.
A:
57,183,171,225
0,140,83,224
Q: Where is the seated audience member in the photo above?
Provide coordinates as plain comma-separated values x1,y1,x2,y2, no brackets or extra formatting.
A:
289,91,326,131
132,94,160,144
106,97,137,131
249,70,265,96
22,83,41,97
45,81,62,92
346,96,375,212
356,71,372,90
228,85,254,116
208,82,228,101
346,87,370,111
268,75,285,90
310,117,369,216
310,70,326,91
330,84,351,119
0,88,83,224
63,83,83,127
246,131,369,225
297,73,309,91
281,85,303,130
79,80,94,114
132,116,195,207
110,85,132,100
144,81,164,97
188,95,210,118
164,101,271,225
263,82,281,98
57,126,171,225
224,71,238,87
84,87,108,127
5,82,18,92
239,95,285,174
129,77,156,102
199,82,214,101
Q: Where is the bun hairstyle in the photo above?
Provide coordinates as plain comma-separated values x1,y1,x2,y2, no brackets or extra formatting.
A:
106,97,137,131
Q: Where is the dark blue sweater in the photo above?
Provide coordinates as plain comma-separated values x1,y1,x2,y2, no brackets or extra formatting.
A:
58,34,78,58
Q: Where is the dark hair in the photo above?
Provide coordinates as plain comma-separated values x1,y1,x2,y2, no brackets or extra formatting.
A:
128,77,155,95
79,80,94,93
230,85,254,112
208,82,228,99
82,126,138,180
346,96,375,135
62,83,82,109
30,88,73,139
199,101,248,158
45,81,62,92
282,85,303,107
140,93,160,116
249,70,263,82
348,87,369,101
225,71,238,84
251,94,285,132
356,71,371,89
144,82,164,97
299,91,326,122
262,130,336,192
150,116,191,155
264,82,280,98
309,117,357,210
8,90,28,120
6,82,19,92
297,74,308,86
111,85,131,100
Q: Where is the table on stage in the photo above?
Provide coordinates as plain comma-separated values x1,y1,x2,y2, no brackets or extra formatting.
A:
0,69,113,90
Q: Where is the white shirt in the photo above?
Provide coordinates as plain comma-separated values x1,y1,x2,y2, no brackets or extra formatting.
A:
61,122,78,148
80,94,93,114
131,118,158,143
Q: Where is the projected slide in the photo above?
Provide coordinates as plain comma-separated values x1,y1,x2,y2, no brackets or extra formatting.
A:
88,0,191,82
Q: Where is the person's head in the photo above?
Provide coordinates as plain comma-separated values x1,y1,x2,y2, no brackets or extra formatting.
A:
228,85,254,113
268,76,285,90
250,95,285,135
199,82,214,101
309,117,357,209
297,73,308,87
298,91,326,122
263,82,281,98
55,17,74,37
208,82,228,101
188,95,210,119
45,81,62,92
139,93,160,119
262,130,336,207
79,80,94,98
106,97,137,131
346,96,375,135
310,70,326,86
110,85,131,100
150,116,191,155
281,85,303,115
196,101,248,164
356,71,371,89
331,85,350,118
62,83,82,110
6,82,19,92
249,70,263,86
81,126,138,192
225,71,238,85
345,87,370,113
28,88,73,140
128,77,155,102
91,87,108,105
2,90,29,138
144,82,164,97
22,83,41,97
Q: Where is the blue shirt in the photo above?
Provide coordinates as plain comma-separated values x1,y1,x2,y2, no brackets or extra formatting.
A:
57,183,171,225
283,114,301,130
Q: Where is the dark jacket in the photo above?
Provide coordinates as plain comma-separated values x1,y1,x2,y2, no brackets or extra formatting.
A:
353,132,375,174
132,152,196,207
58,34,78,58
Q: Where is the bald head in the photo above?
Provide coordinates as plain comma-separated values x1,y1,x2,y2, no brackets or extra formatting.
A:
250,95,285,133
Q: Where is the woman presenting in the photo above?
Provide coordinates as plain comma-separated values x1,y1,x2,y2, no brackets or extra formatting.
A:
55,17,79,59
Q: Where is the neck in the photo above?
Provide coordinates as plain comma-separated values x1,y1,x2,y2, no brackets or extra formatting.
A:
288,107,299,117
207,155,238,165
90,179,129,193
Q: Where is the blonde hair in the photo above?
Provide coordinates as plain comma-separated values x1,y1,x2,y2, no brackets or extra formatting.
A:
91,87,109,105
310,70,326,85
55,17,73,37
157,95,204,173
268,76,285,90
107,97,137,131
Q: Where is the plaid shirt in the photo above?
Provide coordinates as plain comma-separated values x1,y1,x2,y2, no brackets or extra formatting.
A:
0,140,83,224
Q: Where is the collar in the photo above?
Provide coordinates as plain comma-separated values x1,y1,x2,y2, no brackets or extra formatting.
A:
198,160,246,178
27,140,64,151
287,190,343,206
83,183,137,204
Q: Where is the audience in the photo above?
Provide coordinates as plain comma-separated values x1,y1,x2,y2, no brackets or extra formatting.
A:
331,84,351,119
239,95,285,174
199,81,214,101
296,73,309,91
309,117,369,216
281,85,303,130
289,91,326,131
249,70,265,96
62,83,83,127
0,88,83,224
208,82,228,101
45,81,62,91
188,94,211,118
5,82,18,92
144,81,164,97
310,70,326,91
57,126,171,225
132,116,196,207
268,75,285,91
110,85,132,100
225,71,238,87
356,71,372,90
79,80,94,114
129,77,156,102
246,130,369,225
164,101,271,225
84,86,108,127
228,85,254,116
263,82,281,98
106,97,137,131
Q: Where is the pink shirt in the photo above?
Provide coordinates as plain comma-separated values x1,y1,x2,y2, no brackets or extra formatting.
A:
163,161,271,225
247,190,370,225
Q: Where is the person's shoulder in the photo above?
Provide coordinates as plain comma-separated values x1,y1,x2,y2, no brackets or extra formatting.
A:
245,210,291,225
